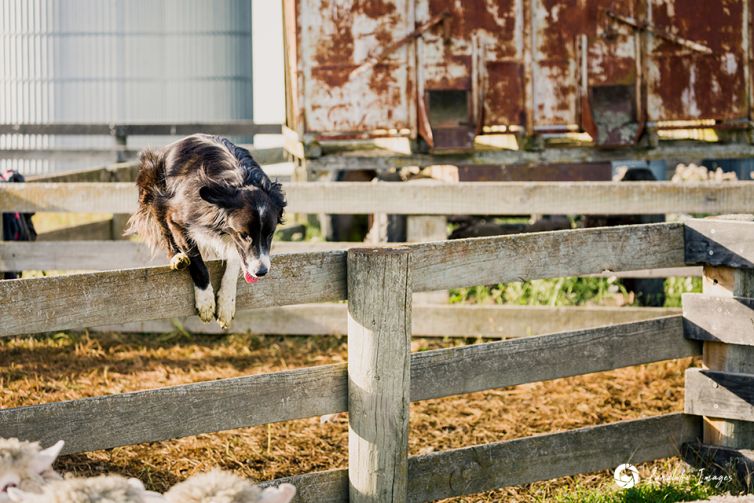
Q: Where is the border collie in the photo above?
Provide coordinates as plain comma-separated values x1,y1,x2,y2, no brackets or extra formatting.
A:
125,134,286,329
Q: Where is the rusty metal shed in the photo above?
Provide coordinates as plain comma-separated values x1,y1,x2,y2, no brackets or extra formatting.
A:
283,0,753,152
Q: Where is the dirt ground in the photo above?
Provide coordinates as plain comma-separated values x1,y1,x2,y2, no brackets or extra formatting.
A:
1,329,698,501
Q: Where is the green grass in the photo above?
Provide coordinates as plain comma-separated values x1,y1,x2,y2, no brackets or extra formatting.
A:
548,467,727,503
449,276,702,308
550,482,716,503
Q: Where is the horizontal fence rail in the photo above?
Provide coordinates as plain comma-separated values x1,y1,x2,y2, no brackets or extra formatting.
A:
93,304,681,338
261,413,701,503
0,251,347,338
0,223,692,339
2,182,753,215
0,316,698,454
0,239,702,277
4,217,753,501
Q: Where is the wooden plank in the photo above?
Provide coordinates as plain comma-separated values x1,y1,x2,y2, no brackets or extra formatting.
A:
3,182,754,215
410,223,687,292
694,233,754,449
36,221,113,242
685,219,754,268
93,304,680,338
0,240,703,276
27,162,140,183
3,316,698,454
686,369,754,423
683,294,754,345
0,183,136,213
411,316,699,402
0,363,348,455
0,241,381,271
407,215,448,305
347,248,411,502
260,414,701,503
0,241,162,271
303,141,754,170
0,251,347,338
27,167,111,183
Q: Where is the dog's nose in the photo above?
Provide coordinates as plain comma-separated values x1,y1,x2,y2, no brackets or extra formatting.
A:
255,267,268,277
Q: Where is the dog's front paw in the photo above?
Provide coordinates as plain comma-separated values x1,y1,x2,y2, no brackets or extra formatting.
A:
194,285,216,323
216,288,236,330
169,252,190,270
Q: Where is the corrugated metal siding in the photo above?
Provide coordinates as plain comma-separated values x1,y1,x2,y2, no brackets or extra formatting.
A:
0,0,253,175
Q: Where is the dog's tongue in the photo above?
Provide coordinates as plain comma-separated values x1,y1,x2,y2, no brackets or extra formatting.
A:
244,272,258,284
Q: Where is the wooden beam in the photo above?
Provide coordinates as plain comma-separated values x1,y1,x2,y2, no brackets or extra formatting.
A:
691,216,754,449
1,316,697,455
0,363,348,455
261,413,701,503
0,241,162,271
683,294,754,345
93,304,681,339
3,182,754,215
303,141,754,170
686,369,754,423
27,162,139,183
0,239,704,277
410,223,687,292
35,221,114,242
410,316,699,401
685,219,754,268
347,248,411,502
0,251,348,339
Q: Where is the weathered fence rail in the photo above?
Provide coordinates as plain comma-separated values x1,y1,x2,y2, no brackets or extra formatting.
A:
0,223,686,338
0,239,701,277
92,303,680,338
1,218,752,502
2,181,753,215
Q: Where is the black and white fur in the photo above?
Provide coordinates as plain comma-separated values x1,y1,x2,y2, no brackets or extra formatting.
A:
125,134,286,329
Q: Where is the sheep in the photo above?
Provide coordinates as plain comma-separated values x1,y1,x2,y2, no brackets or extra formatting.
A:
6,475,166,503
0,438,64,501
163,470,296,503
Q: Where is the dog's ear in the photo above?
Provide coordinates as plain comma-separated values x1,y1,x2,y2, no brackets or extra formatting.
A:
199,183,243,210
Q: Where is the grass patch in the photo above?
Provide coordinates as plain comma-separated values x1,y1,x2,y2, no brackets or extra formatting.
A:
549,461,729,503
450,276,702,308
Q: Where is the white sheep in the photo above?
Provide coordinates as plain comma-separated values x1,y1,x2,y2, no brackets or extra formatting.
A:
0,438,64,501
163,470,296,503
6,475,166,503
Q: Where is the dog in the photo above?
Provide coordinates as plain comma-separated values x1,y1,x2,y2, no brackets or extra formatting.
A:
125,134,286,329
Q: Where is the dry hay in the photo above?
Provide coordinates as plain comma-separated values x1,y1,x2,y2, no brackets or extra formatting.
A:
0,330,697,501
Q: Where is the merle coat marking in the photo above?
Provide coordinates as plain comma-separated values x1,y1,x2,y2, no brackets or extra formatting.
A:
125,134,286,328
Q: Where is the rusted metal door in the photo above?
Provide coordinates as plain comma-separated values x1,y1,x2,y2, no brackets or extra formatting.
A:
284,0,753,148
297,0,415,137
416,0,525,149
646,0,748,123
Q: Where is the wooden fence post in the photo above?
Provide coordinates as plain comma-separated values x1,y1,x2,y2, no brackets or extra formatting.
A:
683,216,754,480
348,247,411,503
701,263,754,447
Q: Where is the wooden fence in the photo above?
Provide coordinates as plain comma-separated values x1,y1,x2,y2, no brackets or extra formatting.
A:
2,180,753,215
2,218,753,501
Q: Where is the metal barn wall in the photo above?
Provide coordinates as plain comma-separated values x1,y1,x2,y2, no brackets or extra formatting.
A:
284,0,754,149
0,0,253,174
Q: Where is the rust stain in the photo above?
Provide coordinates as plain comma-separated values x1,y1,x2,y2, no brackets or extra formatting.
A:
287,0,751,139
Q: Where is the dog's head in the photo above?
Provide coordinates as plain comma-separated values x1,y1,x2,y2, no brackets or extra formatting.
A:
199,181,285,281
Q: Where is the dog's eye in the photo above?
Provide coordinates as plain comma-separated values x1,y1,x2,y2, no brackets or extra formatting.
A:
239,232,249,240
